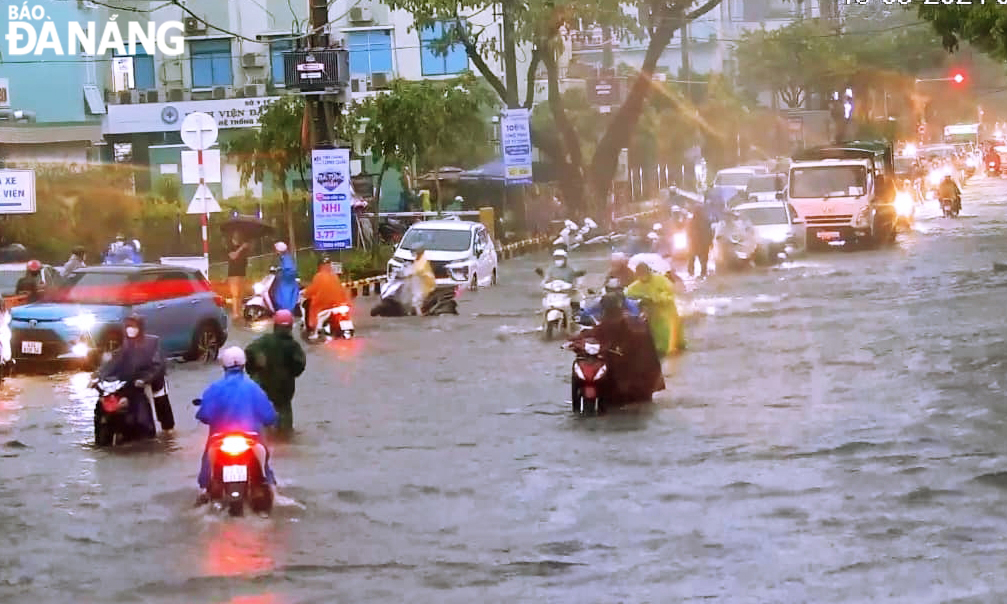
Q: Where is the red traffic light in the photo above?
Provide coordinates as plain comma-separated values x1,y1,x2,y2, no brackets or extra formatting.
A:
952,71,965,84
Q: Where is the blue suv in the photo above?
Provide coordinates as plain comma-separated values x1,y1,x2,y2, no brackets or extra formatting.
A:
10,264,228,366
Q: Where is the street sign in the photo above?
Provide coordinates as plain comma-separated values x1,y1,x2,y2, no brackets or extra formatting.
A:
180,112,218,150
181,149,221,184
0,169,35,214
186,184,221,214
501,109,533,184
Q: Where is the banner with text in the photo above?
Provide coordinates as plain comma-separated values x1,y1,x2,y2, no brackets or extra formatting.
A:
311,148,353,250
501,108,533,184
0,169,35,214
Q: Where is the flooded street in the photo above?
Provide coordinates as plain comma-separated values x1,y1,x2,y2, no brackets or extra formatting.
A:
5,177,1007,602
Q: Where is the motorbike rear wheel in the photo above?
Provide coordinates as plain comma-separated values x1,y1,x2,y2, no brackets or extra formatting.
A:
228,500,244,517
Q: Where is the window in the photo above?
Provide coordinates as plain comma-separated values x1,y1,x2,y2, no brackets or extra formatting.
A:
400,228,472,252
111,50,155,91
269,37,294,86
714,172,752,187
789,166,867,199
347,30,393,76
419,21,469,76
190,38,233,88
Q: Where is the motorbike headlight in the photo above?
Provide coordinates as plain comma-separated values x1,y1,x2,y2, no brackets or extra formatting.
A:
895,192,913,217
928,171,942,186
63,313,96,330
673,232,688,251
252,282,265,295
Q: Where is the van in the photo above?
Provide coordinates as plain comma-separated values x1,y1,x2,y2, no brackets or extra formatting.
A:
387,220,499,289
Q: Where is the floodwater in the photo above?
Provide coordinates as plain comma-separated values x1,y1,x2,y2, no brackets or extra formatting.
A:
3,177,1007,602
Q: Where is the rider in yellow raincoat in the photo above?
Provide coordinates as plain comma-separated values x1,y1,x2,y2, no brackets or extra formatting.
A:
626,262,686,357
410,244,436,315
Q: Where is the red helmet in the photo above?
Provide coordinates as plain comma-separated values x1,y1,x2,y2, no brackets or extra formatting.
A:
26,260,41,272
274,309,294,326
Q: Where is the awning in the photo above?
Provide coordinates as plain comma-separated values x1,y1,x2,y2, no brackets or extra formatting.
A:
459,159,557,183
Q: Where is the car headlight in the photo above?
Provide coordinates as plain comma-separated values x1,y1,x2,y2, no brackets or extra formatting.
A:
63,313,96,330
252,282,265,295
895,192,913,217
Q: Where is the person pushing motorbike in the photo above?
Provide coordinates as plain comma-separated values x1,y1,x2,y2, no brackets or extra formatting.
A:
301,256,350,340
409,244,436,316
97,313,173,432
938,174,962,214
244,310,306,436
15,260,45,302
195,346,278,506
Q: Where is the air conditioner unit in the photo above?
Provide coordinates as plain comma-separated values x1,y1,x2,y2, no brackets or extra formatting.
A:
242,53,265,68
370,71,391,89
212,86,229,99
184,17,207,35
243,83,266,98
349,6,372,22
118,90,132,104
140,89,159,103
167,88,185,102
350,78,365,93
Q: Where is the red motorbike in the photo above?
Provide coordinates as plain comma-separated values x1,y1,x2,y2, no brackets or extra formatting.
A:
564,336,609,415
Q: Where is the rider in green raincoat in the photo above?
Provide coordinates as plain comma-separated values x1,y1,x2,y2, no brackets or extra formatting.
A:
626,263,686,357
244,309,306,435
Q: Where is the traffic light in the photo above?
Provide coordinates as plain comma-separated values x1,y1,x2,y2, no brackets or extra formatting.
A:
951,70,965,85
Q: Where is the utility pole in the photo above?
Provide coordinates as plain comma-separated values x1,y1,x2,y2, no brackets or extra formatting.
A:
309,0,331,146
681,21,691,103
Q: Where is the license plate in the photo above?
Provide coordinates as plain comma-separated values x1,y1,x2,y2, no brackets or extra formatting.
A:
816,231,841,240
339,320,353,330
21,341,41,355
222,464,247,483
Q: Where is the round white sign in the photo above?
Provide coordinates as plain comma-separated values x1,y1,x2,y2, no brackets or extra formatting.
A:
180,111,219,151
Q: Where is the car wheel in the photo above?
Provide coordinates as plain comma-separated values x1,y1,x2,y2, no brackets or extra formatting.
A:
470,274,478,291
186,322,220,363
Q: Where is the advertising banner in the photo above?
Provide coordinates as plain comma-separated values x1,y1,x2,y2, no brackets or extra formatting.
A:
501,108,533,184
0,169,35,213
311,148,353,250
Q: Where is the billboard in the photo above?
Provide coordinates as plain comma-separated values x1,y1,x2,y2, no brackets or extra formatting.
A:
501,108,533,184
311,148,353,250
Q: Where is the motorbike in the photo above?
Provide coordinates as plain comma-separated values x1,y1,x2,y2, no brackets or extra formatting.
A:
91,378,156,447
552,219,579,250
987,160,1001,177
540,279,575,340
297,295,353,341
370,269,459,316
941,196,959,218
378,216,408,244
564,337,609,415
714,216,757,270
243,270,277,320
192,399,273,517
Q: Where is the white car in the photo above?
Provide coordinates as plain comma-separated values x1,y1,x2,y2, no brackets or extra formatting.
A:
732,201,805,264
387,220,498,289
744,173,787,203
713,167,761,194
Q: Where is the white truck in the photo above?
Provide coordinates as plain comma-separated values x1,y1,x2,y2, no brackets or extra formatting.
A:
783,142,897,249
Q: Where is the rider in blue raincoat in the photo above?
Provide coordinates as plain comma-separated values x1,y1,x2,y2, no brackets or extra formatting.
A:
579,278,642,325
270,241,299,313
195,346,278,504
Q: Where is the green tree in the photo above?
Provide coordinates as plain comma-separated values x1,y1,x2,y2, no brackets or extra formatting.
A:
223,95,309,255
908,3,1007,61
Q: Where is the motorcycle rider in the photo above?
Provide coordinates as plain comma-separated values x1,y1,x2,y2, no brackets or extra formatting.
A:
579,277,642,324
244,310,306,436
61,246,87,277
686,202,714,278
986,148,1001,174
938,174,962,213
607,252,635,287
270,241,299,313
15,260,45,302
195,346,278,506
409,244,437,315
626,262,686,357
96,313,168,434
541,249,585,312
301,256,350,339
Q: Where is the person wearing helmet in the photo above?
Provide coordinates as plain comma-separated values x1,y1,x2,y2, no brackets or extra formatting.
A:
270,241,300,313
626,262,686,356
15,260,44,302
938,174,961,213
408,244,436,316
301,256,350,339
96,313,167,436
61,246,87,277
195,346,278,505
244,309,306,435
539,248,585,311
578,277,641,325
607,252,635,287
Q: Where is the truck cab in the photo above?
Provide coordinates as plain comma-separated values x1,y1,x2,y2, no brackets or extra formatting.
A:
784,141,897,248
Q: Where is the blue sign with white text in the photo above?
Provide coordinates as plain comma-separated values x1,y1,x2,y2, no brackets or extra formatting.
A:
311,148,353,250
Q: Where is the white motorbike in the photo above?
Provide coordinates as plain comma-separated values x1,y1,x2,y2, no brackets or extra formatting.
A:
243,270,276,321
297,295,354,341
553,219,580,250
541,279,575,340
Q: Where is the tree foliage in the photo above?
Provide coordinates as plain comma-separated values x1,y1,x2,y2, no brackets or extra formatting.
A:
223,95,308,253
908,3,1007,62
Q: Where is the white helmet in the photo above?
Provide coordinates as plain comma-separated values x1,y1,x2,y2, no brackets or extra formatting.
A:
220,346,246,369
653,223,663,231
552,248,568,258
274,241,288,253
132,239,141,252
647,232,659,240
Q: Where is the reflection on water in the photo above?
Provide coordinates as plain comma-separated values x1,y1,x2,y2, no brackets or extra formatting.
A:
202,521,278,577
225,595,284,604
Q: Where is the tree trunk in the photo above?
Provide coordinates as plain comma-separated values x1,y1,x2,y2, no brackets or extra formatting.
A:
501,0,519,108
281,185,296,260
371,165,388,263
542,44,586,216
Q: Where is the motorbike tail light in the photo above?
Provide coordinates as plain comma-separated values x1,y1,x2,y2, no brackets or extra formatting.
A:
101,395,125,414
213,294,225,308
219,435,252,456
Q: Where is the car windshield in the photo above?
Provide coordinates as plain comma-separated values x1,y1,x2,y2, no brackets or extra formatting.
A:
0,270,23,295
400,228,472,252
49,272,132,304
790,166,867,198
715,172,751,186
739,206,788,226
747,176,783,193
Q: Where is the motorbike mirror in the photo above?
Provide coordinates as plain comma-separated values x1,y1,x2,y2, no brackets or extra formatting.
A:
191,398,202,406
534,267,544,277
